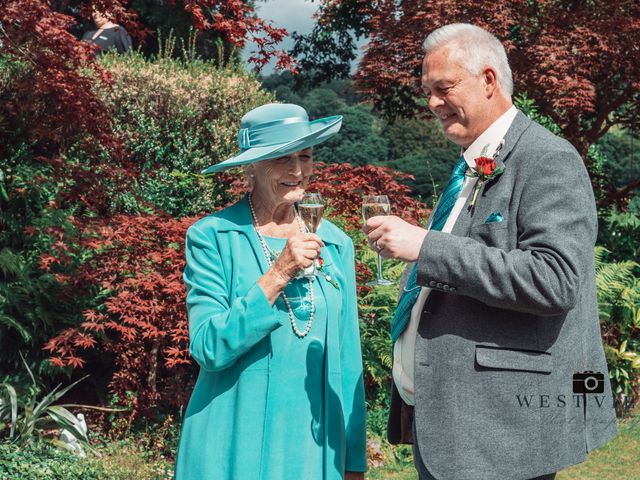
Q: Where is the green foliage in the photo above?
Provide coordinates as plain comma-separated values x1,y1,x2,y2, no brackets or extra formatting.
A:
513,92,562,135
0,438,174,480
379,116,458,202
595,247,640,406
271,84,389,167
300,88,347,118
598,209,640,263
314,104,388,166
349,227,402,400
0,442,100,480
96,50,273,217
0,145,89,377
596,128,640,189
2,41,279,412
129,4,239,64
0,356,90,448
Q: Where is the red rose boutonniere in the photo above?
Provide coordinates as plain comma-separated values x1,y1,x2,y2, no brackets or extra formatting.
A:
467,141,506,214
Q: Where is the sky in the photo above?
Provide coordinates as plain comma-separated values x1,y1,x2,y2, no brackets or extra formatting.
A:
242,0,364,75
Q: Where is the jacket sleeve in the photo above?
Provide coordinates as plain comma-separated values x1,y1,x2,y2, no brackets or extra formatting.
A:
416,147,597,316
338,239,368,472
184,224,283,372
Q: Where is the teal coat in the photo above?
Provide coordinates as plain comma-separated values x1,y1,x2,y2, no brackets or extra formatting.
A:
174,195,367,479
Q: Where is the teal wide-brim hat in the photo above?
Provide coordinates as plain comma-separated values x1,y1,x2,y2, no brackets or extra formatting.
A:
201,103,342,174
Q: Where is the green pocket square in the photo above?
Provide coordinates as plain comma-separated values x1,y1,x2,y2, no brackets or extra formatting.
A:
485,212,504,223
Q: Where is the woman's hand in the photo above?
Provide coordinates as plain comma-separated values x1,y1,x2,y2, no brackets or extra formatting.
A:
271,232,324,281
258,232,324,304
345,472,365,480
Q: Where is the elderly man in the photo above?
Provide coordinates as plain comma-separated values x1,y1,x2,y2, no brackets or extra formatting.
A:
364,23,617,480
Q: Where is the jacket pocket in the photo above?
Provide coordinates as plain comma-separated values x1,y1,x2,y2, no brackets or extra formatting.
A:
469,220,510,249
475,345,552,374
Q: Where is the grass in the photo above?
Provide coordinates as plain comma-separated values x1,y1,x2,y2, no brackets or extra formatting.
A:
368,407,640,480
85,439,174,480
558,411,640,479
1,409,636,479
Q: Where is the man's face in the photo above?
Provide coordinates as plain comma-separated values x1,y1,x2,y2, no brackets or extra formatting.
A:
421,46,493,148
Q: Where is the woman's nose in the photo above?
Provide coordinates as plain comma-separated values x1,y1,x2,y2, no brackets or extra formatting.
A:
288,156,302,174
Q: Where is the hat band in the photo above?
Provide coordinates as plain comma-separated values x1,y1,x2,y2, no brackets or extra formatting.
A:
238,120,313,150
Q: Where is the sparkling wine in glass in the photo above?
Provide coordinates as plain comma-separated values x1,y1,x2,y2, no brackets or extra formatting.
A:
298,194,325,233
297,193,325,277
362,195,393,286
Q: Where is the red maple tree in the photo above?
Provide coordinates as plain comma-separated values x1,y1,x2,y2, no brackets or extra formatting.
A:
43,163,428,414
0,0,295,167
355,1,640,156
301,0,640,204
44,214,197,413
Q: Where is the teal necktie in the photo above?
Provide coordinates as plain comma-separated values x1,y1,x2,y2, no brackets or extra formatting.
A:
391,156,468,341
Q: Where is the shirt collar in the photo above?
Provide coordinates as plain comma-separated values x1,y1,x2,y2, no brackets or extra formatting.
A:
462,105,518,168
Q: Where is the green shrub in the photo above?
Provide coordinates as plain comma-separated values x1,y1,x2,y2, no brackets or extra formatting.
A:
595,247,640,411
0,442,101,480
95,51,273,217
0,439,174,480
0,356,92,449
0,143,89,378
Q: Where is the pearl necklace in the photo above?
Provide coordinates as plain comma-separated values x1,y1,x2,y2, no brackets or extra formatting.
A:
248,193,315,338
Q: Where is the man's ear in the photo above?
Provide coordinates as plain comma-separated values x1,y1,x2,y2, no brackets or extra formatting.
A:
483,67,499,97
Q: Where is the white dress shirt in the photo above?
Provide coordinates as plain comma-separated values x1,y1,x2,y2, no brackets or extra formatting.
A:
392,105,518,405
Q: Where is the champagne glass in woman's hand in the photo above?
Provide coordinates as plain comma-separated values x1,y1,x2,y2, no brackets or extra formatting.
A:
362,195,393,286
297,193,325,278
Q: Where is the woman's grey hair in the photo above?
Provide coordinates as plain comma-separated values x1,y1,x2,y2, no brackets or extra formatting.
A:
422,23,513,96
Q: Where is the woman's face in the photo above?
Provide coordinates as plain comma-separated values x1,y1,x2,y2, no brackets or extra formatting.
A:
248,148,313,206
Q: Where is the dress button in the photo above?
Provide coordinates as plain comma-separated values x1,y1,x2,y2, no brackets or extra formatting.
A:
429,281,436,287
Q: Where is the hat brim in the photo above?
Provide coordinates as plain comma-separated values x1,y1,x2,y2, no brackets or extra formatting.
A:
201,115,342,174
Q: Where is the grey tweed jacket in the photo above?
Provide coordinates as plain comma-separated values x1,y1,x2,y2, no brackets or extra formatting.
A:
388,111,618,480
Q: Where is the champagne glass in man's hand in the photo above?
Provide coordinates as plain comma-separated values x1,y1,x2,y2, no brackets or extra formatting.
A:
362,195,393,286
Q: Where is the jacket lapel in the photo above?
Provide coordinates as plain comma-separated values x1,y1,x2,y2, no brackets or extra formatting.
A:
450,111,532,237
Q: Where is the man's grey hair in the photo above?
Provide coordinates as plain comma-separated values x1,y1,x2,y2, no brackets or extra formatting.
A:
422,23,513,96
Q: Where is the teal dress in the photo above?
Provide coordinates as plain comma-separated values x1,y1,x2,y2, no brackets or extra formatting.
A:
174,196,367,479
261,236,328,476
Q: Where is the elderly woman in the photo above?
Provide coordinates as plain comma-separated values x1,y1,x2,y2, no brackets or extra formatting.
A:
174,103,367,479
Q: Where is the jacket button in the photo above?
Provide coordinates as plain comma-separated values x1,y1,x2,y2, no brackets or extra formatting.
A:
450,287,457,292
436,282,443,288
443,285,450,291
429,281,436,287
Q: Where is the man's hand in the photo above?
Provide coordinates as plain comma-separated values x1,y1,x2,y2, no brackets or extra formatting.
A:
363,215,427,262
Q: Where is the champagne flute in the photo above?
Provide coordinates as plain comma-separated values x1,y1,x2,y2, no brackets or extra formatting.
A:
362,195,393,286
297,193,325,278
